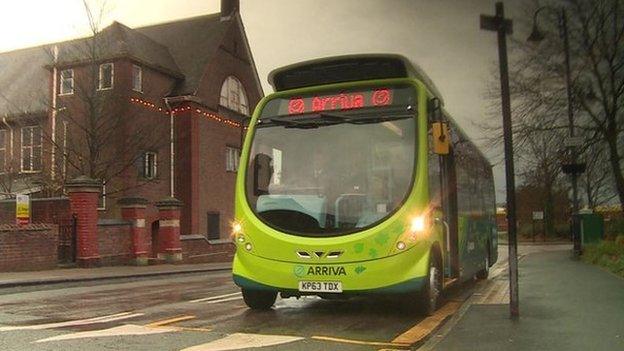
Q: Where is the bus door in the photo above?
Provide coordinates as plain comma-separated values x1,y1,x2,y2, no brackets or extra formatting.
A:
439,148,459,281
429,105,460,283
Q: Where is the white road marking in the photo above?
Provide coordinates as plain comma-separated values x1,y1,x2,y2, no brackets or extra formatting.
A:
189,292,241,303
180,333,304,351
33,324,177,343
0,312,144,331
204,296,243,304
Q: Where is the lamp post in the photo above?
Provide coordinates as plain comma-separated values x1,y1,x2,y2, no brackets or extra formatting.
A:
528,7,584,257
480,2,519,319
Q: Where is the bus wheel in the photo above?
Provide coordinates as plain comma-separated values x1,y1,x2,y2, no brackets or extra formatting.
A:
476,253,489,280
416,255,442,316
242,289,277,310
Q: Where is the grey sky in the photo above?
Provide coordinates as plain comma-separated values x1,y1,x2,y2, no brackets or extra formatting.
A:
1,0,529,202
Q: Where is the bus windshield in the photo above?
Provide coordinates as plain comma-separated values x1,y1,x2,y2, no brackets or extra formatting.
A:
245,102,416,237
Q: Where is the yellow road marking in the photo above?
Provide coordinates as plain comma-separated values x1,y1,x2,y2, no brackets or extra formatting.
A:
173,326,213,332
311,335,410,348
391,301,461,345
145,315,196,328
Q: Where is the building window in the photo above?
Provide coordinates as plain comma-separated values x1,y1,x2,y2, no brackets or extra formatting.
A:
207,212,220,240
59,69,74,95
142,152,157,179
132,64,142,92
226,146,240,172
98,63,114,90
219,76,249,115
98,181,106,210
0,129,6,173
21,126,42,173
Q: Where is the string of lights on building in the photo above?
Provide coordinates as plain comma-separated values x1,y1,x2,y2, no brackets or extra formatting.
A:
129,97,242,128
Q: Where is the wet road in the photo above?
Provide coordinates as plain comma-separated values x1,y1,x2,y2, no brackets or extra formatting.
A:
0,247,522,351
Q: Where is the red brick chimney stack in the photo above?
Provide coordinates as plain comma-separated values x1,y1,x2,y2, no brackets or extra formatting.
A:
221,0,239,21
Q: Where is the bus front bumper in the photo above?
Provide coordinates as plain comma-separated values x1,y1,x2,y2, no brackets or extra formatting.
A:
232,246,430,295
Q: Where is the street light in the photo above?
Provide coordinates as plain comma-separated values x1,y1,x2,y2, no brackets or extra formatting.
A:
480,1,519,319
527,6,584,257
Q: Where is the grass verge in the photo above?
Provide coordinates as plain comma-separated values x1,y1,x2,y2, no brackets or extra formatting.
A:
582,236,624,278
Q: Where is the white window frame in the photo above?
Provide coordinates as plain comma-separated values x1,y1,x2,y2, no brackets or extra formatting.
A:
225,146,240,172
20,125,42,173
98,181,106,211
219,76,249,116
98,63,114,91
143,152,157,179
59,69,74,95
132,64,142,92
0,129,6,174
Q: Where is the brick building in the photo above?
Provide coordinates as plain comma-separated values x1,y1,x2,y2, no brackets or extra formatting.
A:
0,1,262,243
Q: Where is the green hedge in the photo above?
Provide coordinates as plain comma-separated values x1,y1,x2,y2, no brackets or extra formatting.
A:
582,236,624,278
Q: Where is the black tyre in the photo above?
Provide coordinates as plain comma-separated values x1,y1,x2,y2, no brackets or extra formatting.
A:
415,253,443,316
476,251,490,280
242,289,277,310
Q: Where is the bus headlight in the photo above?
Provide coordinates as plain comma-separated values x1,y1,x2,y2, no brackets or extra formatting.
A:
396,241,406,250
410,215,426,233
231,222,245,243
244,242,253,251
232,222,243,235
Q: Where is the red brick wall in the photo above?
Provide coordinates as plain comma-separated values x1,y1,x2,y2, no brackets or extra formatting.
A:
198,115,241,238
180,236,234,264
0,224,58,272
181,17,262,239
97,221,133,266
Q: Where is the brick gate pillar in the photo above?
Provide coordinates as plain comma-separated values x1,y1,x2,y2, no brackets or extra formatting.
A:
65,176,101,268
118,197,149,266
155,197,183,263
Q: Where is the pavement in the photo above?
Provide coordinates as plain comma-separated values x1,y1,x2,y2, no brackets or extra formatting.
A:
0,262,231,288
424,245,624,351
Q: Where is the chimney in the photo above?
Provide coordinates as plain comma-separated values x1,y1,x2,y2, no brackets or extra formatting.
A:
221,0,239,21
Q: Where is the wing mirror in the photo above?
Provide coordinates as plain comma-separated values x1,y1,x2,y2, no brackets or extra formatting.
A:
432,121,450,155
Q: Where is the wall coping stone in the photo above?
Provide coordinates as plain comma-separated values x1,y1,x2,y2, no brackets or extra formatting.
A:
155,197,183,209
0,197,69,204
97,219,132,226
65,176,101,193
117,197,149,207
180,235,232,245
0,223,55,232
208,239,233,245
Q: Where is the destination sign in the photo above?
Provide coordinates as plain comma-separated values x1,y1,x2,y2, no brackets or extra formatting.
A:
286,88,393,114
260,85,415,118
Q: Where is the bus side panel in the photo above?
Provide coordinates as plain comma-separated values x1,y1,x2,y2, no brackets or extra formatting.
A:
451,124,493,280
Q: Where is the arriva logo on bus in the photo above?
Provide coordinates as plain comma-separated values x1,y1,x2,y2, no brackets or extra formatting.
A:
293,265,347,277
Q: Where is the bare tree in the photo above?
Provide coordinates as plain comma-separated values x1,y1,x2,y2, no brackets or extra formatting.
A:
38,0,171,198
481,0,623,209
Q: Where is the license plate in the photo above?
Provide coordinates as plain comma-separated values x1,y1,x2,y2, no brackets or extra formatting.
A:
298,281,343,293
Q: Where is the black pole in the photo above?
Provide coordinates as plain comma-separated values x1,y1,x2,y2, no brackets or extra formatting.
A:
481,1,519,319
561,9,581,256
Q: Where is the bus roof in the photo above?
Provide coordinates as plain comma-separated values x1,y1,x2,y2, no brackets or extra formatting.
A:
268,54,445,106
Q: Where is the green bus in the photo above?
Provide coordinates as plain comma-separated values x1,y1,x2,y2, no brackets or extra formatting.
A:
232,54,497,315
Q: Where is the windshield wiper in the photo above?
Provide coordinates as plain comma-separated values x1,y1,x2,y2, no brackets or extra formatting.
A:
264,111,411,129
267,113,348,129
346,114,411,125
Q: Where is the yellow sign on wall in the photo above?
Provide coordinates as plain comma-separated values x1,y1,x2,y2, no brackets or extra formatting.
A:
16,194,30,225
